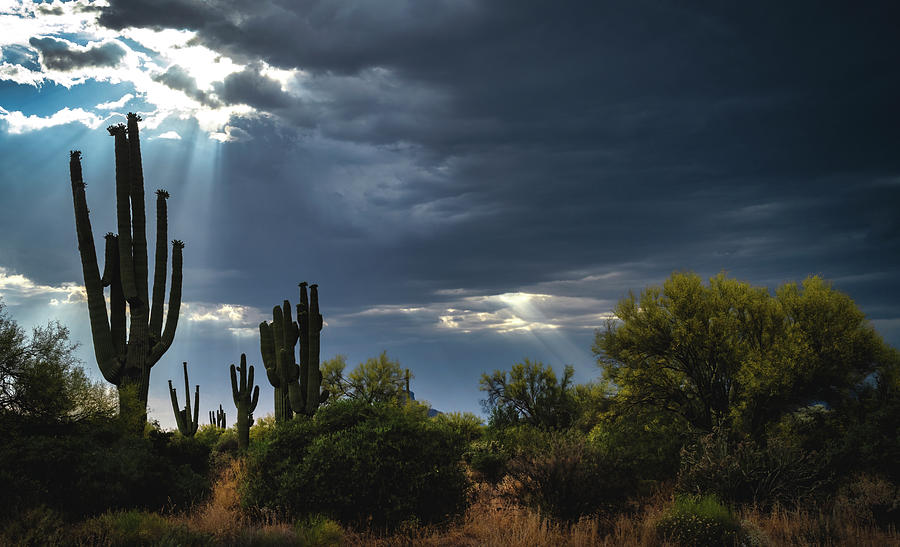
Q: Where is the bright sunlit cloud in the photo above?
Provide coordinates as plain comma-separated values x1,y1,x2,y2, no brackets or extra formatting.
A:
0,266,86,305
0,105,107,133
0,0,296,140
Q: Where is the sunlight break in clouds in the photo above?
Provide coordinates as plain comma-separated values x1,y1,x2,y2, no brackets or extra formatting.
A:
0,0,277,139
336,291,614,335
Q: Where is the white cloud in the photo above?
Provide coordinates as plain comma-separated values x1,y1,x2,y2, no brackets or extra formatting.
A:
95,93,134,110
0,266,86,305
153,130,181,140
0,1,263,139
0,105,106,133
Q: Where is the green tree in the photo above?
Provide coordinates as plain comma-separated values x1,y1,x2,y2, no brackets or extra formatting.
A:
594,272,890,437
479,359,576,429
0,301,116,425
321,351,408,404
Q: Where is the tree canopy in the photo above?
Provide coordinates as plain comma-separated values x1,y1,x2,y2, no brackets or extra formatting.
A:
479,359,576,429
321,351,409,404
594,272,890,437
0,301,116,426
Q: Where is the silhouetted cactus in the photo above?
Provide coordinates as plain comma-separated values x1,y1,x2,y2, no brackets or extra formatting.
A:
210,404,226,428
230,353,260,450
69,114,183,431
169,361,199,437
259,283,329,422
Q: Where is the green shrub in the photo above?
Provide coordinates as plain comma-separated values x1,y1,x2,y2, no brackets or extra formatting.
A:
294,514,344,546
655,495,743,546
677,432,828,508
506,432,637,521
75,510,212,546
432,412,484,444
242,401,470,530
194,423,226,448
464,439,509,483
0,505,66,546
0,419,212,518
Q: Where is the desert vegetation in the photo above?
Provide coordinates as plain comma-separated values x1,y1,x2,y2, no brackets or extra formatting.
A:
1,116,898,545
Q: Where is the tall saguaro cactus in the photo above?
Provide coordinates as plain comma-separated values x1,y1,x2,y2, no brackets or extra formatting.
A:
259,282,329,422
230,353,260,450
69,113,183,430
169,361,199,437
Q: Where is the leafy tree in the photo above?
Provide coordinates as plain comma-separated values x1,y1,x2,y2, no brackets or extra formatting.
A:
479,359,576,429
321,351,408,404
594,272,891,437
0,301,115,425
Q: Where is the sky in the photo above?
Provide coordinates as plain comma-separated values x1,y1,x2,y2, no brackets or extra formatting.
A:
1,0,898,429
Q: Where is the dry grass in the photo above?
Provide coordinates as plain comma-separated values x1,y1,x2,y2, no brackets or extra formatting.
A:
178,457,248,542
162,464,899,546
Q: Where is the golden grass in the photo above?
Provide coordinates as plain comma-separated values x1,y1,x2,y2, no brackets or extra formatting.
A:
165,463,900,546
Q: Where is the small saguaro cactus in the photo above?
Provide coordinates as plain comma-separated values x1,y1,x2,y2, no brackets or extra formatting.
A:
210,404,226,428
259,282,329,422
169,361,199,436
230,353,260,450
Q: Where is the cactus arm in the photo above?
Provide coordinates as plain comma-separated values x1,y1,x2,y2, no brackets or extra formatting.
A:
149,190,169,341
169,379,186,432
150,240,182,364
230,363,239,403
126,113,150,304
108,124,138,304
306,284,324,415
191,384,199,435
297,284,310,412
259,321,280,386
250,383,260,412
70,151,122,384
182,361,192,431
102,234,127,359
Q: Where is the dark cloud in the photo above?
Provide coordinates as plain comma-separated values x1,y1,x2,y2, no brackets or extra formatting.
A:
29,37,126,71
214,65,293,109
152,64,220,106
35,4,64,16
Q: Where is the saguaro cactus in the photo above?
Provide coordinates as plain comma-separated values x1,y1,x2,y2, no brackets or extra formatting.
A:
210,404,226,428
259,282,329,422
169,361,199,437
69,113,183,430
230,353,260,450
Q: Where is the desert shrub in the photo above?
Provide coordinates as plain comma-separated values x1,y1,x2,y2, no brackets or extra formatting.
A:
294,514,344,546
75,510,211,546
432,411,484,444
677,432,829,509
655,495,743,546
249,413,278,445
194,423,226,448
465,439,510,483
0,505,67,546
506,432,637,522
243,401,469,530
0,419,212,519
587,405,691,483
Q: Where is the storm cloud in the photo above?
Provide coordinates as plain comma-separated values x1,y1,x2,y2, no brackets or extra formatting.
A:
29,36,126,71
1,1,898,423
